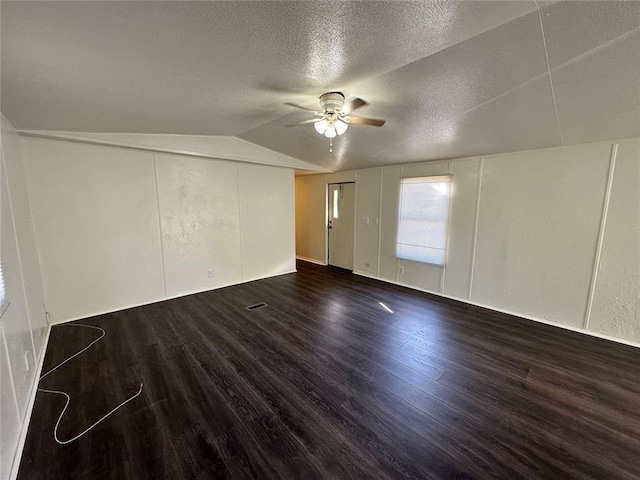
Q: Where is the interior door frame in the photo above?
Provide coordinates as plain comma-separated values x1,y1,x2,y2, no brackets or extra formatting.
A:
326,181,356,269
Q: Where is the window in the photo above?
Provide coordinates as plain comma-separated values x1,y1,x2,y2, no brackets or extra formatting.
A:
396,175,452,266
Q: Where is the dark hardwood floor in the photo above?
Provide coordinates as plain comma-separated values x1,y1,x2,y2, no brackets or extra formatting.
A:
18,261,640,479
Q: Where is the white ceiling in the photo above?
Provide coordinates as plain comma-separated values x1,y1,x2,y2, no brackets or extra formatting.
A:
2,1,639,171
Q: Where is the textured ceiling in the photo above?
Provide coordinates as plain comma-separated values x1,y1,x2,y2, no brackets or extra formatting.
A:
2,1,639,171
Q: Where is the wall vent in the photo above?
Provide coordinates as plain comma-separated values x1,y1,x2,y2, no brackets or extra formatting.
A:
245,302,268,311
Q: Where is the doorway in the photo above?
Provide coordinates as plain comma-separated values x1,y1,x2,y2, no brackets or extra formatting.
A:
328,182,355,270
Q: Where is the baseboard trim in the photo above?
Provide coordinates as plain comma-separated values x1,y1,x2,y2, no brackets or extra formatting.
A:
50,269,298,326
353,271,640,350
10,324,52,480
296,256,327,266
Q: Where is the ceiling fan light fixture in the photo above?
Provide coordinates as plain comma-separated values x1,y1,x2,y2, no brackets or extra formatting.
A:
334,119,348,135
314,118,329,135
324,125,337,138
286,92,384,149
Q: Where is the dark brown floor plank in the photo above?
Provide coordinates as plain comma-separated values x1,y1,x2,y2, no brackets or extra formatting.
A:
18,260,640,479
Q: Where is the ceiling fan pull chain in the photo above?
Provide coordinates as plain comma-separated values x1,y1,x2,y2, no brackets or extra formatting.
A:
329,137,333,153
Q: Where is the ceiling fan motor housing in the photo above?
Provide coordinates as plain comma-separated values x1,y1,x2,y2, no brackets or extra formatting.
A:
319,92,345,114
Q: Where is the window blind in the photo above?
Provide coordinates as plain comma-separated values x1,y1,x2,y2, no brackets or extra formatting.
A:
396,175,452,266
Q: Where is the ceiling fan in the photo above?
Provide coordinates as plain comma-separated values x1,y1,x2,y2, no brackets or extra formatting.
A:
285,92,386,139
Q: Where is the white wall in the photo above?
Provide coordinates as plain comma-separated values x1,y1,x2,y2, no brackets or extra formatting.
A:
295,137,640,345
354,168,382,277
472,143,610,326
155,153,243,296
238,163,296,281
21,137,296,324
588,139,640,341
0,115,47,479
24,140,166,322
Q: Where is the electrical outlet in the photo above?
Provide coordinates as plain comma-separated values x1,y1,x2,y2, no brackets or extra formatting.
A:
207,269,214,278
365,262,371,268
398,265,404,274
373,218,379,225
361,216,369,225
24,352,30,371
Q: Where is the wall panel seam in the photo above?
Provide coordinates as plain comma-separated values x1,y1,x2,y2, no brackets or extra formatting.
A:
1,322,22,424
20,140,48,325
396,166,404,283
468,158,484,300
1,151,37,357
441,161,454,293
291,170,297,270
323,175,328,265
353,172,359,271
9,324,51,480
583,143,618,330
152,154,168,297
377,169,383,278
235,164,245,280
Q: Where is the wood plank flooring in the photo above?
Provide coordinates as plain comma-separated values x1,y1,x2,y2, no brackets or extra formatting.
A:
18,261,640,479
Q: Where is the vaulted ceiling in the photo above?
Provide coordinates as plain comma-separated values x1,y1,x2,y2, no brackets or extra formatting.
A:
2,1,639,172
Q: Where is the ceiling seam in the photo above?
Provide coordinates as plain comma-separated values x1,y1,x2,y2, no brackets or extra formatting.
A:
371,71,550,159
549,25,640,74
16,131,328,172
534,0,564,146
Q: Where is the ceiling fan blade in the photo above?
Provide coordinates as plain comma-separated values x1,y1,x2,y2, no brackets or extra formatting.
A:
343,97,367,114
348,116,386,127
285,102,318,113
285,118,320,127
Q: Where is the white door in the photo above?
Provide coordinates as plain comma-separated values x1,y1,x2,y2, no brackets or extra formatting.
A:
328,183,355,270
